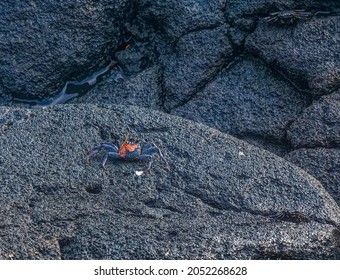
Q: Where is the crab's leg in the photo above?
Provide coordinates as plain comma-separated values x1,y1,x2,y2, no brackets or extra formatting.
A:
102,152,121,169
87,145,104,162
87,144,119,162
152,143,169,168
298,12,313,18
264,16,277,22
119,133,129,153
141,143,169,169
314,11,331,17
113,138,121,150
138,154,154,170
141,143,153,153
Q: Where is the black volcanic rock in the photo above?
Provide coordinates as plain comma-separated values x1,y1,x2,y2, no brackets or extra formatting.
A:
285,148,340,205
161,25,234,111
0,0,130,99
246,16,340,95
0,104,338,259
137,0,225,40
173,57,310,146
73,66,162,110
287,90,340,148
1,0,340,261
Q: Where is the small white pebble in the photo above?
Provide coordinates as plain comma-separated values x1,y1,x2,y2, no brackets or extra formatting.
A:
135,171,144,176
238,151,245,156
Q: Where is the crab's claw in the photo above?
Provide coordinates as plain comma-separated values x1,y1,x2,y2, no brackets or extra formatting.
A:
119,133,129,152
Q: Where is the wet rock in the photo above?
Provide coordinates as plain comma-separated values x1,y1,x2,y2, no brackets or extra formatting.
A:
285,148,340,205
0,0,130,99
246,16,340,95
173,56,310,144
287,90,340,148
0,104,338,259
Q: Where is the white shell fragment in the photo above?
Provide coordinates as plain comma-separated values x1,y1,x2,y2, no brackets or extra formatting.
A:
135,171,144,176
238,151,245,156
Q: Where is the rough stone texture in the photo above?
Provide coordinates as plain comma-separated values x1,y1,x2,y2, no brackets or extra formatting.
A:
173,56,310,143
1,0,340,261
225,0,295,31
0,104,339,259
0,0,130,99
246,16,340,95
287,90,340,148
137,0,225,40
285,148,340,206
73,66,162,110
161,25,234,111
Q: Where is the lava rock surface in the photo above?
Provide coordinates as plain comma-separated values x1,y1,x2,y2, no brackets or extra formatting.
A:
0,0,130,99
287,90,340,148
173,56,309,145
285,148,340,206
0,105,339,259
246,15,340,95
1,0,340,260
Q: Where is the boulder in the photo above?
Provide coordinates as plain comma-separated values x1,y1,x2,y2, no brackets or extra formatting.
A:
137,0,224,40
246,16,340,95
224,0,296,31
74,20,234,113
285,148,340,205
73,66,162,110
173,56,310,147
0,0,130,99
287,90,340,148
161,25,234,111
0,104,338,259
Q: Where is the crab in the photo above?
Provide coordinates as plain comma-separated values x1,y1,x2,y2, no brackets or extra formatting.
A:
264,10,313,24
87,134,169,171
264,10,331,24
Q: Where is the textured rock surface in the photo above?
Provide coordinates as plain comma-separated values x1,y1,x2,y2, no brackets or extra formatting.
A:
285,90,340,206
1,0,340,260
136,0,225,40
285,148,340,205
246,16,340,95
161,25,234,111
173,56,309,144
287,90,340,148
0,105,339,259
73,66,162,110
0,0,130,99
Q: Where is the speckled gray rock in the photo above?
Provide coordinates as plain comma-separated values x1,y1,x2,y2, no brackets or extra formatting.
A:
173,56,310,148
72,14,235,113
287,90,340,148
137,0,225,40
162,25,234,111
73,66,162,110
0,0,130,99
0,104,339,259
246,16,340,95
225,0,296,31
285,148,340,205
